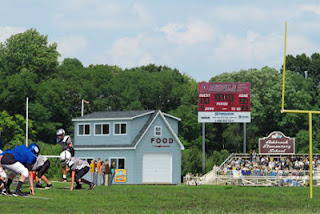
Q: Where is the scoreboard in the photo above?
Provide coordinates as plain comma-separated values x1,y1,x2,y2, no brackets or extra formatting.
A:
198,82,251,123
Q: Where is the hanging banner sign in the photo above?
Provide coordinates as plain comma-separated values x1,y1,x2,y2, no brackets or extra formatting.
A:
259,131,295,155
198,82,251,123
115,169,127,183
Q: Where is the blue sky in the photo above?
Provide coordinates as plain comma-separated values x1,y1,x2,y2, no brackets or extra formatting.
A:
1,0,320,81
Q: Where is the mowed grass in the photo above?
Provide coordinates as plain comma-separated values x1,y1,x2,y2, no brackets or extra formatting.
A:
1,183,320,213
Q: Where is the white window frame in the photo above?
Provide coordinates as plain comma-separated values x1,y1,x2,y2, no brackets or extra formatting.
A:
113,122,127,135
109,157,126,169
154,126,162,137
78,123,91,136
79,157,94,164
94,123,110,136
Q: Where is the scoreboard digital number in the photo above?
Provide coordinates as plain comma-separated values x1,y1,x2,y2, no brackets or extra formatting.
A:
198,82,251,123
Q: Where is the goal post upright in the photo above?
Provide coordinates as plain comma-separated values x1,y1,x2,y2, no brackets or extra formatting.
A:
280,22,320,199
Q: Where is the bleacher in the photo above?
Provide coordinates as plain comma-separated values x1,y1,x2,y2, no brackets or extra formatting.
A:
196,153,320,187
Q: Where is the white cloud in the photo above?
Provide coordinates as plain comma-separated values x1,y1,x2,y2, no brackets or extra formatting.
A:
299,5,320,16
56,36,88,57
209,6,268,22
0,26,26,43
211,29,320,74
213,31,282,64
160,20,216,46
133,3,153,25
52,1,153,30
108,34,155,68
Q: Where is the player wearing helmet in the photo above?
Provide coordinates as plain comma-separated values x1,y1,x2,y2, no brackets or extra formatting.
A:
1,144,39,196
56,128,75,182
60,151,96,191
32,155,52,189
0,150,6,194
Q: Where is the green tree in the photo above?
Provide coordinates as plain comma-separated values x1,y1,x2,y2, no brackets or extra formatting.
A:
0,110,36,150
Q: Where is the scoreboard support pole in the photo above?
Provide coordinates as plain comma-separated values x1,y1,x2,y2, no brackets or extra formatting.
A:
243,123,246,154
202,123,205,174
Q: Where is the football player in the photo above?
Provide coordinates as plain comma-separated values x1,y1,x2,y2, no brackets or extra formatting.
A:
1,143,39,196
59,151,96,191
56,128,75,182
32,155,52,189
0,150,6,193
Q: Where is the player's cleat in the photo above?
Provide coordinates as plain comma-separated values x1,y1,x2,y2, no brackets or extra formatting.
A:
45,184,53,189
75,184,82,189
89,183,96,190
13,190,28,197
4,185,12,195
60,178,67,182
1,189,6,195
36,182,43,188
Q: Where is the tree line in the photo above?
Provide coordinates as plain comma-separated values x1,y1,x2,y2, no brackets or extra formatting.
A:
1,29,320,175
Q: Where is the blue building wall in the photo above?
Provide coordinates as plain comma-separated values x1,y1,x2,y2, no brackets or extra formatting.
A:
76,149,136,183
73,114,150,146
73,111,182,184
134,116,181,184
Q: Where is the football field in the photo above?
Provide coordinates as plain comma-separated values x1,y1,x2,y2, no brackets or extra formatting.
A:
1,183,320,213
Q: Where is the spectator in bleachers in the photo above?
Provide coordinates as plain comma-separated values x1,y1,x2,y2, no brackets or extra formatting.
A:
218,154,320,177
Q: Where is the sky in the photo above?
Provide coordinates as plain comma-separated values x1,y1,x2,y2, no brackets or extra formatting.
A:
1,0,320,82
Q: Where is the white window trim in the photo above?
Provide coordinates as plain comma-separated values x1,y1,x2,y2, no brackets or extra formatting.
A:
113,122,127,136
78,123,91,136
154,126,162,137
94,123,110,136
109,157,126,169
78,157,94,163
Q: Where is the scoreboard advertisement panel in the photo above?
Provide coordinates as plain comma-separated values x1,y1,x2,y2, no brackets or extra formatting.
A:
198,82,251,123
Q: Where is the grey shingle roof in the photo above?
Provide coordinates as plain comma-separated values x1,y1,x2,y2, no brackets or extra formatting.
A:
74,110,160,149
73,110,154,120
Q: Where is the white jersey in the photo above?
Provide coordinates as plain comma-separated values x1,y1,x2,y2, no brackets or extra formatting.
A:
32,155,48,171
57,135,72,151
68,157,89,171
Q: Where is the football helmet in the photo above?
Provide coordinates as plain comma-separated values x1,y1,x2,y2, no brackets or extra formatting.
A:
28,143,40,156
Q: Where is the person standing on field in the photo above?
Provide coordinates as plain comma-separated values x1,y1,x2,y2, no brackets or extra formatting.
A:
89,159,95,183
56,128,74,182
105,159,110,186
96,158,102,186
109,161,116,186
101,161,105,186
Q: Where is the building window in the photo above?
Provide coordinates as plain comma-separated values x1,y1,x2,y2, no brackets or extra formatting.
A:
78,124,90,136
110,158,126,169
114,123,127,135
154,126,162,136
79,157,94,165
95,123,110,135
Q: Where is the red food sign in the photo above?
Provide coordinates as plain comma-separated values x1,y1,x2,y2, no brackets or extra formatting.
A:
198,82,251,112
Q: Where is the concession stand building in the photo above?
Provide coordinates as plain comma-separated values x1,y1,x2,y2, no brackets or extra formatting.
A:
72,110,184,184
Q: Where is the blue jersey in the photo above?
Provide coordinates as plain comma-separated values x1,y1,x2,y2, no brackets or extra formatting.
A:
3,145,36,167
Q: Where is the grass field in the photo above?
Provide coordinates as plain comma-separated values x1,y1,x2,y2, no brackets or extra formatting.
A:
1,183,320,213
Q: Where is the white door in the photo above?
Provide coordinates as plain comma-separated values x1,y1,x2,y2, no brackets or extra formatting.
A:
142,153,172,184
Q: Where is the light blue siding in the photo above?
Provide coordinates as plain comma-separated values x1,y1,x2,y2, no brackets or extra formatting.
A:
134,116,181,184
75,149,136,184
73,111,181,185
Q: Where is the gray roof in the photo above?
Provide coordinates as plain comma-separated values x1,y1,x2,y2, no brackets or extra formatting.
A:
74,110,159,149
73,110,184,150
73,110,154,120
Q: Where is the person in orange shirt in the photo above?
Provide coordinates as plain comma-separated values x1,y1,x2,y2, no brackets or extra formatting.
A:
96,158,102,186
89,160,95,183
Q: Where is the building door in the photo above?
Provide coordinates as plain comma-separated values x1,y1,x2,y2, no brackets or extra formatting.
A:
142,153,172,184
